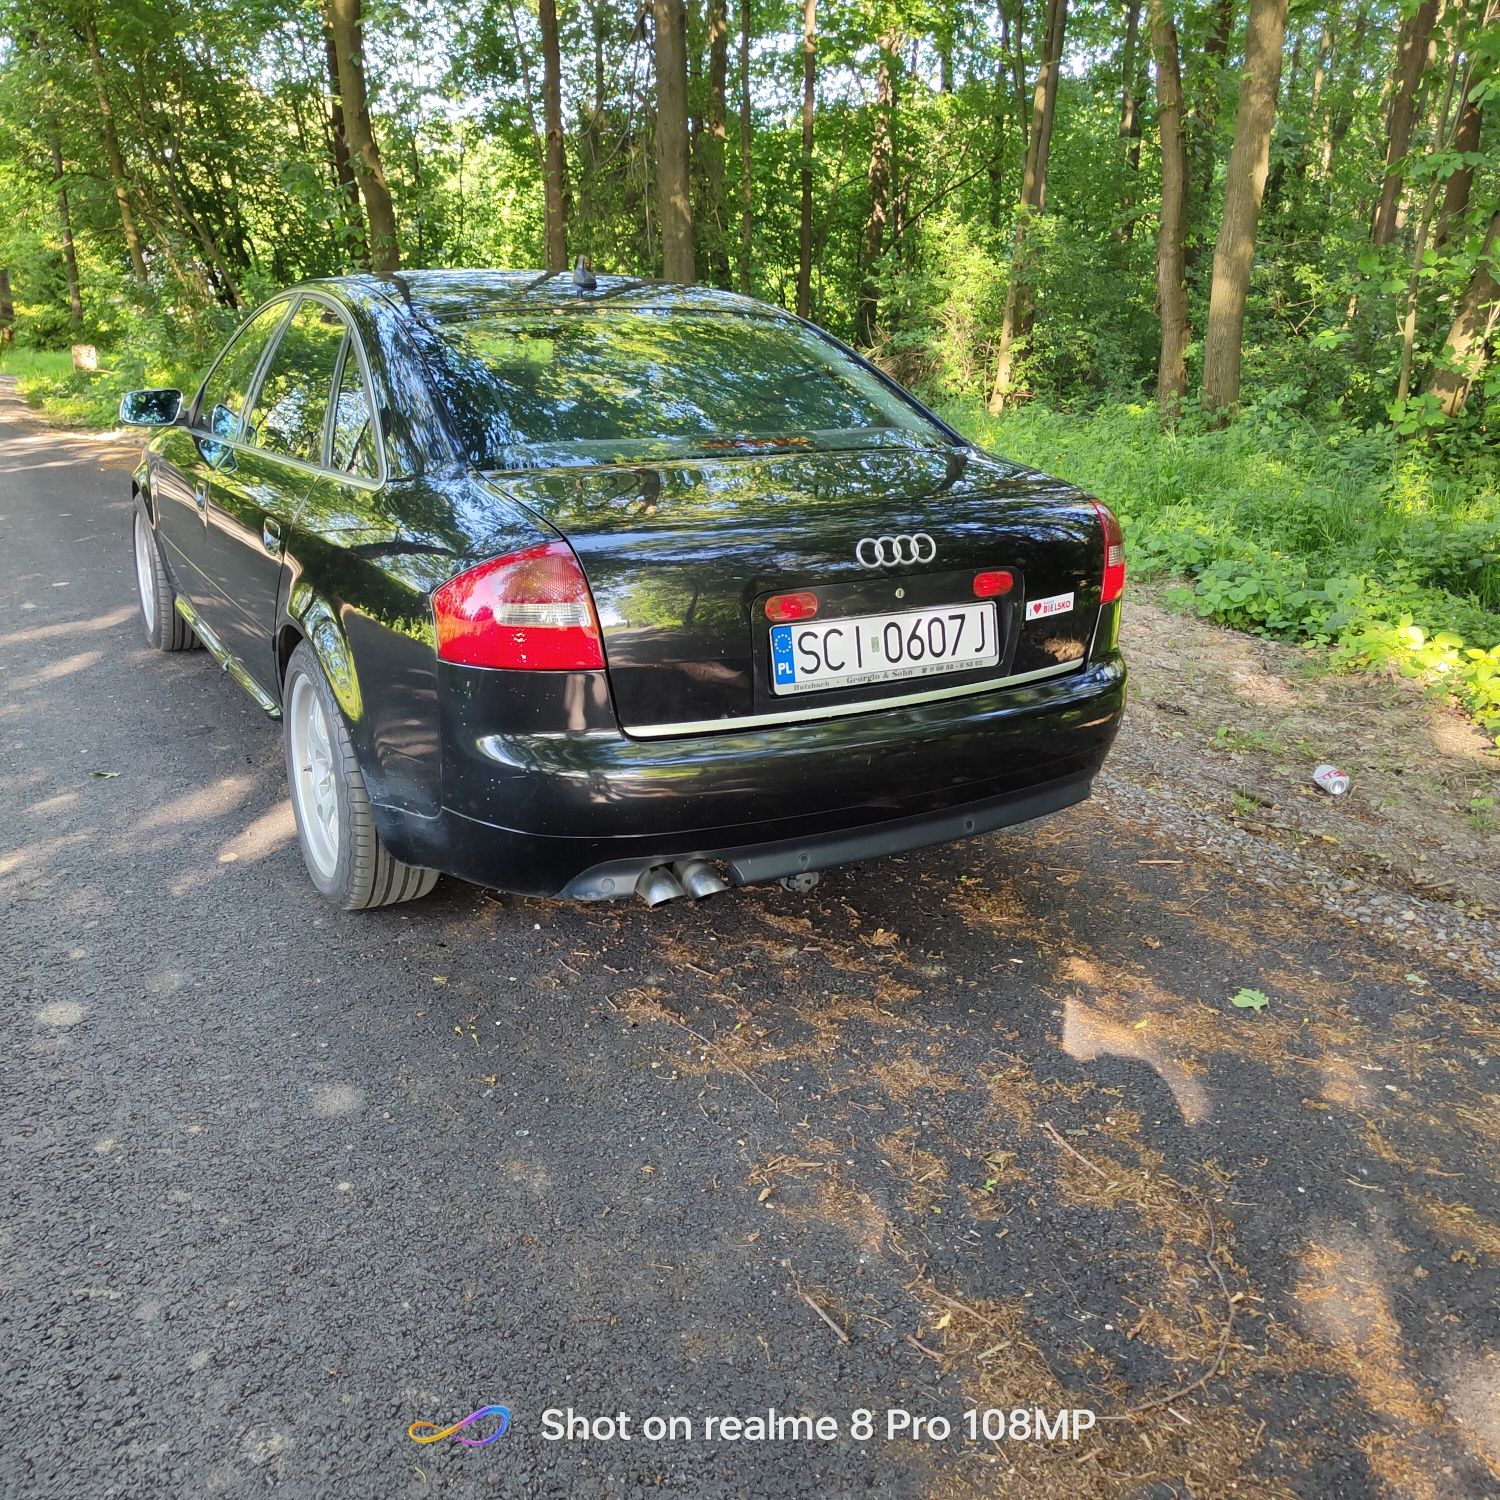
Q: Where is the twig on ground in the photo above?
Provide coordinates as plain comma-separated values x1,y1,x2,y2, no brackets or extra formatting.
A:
1038,1120,1112,1181
800,1292,850,1344
1100,1191,1237,1423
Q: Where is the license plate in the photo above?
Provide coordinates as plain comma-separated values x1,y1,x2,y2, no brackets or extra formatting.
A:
769,602,999,696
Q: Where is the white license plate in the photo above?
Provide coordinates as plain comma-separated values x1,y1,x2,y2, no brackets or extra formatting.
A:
769,602,999,696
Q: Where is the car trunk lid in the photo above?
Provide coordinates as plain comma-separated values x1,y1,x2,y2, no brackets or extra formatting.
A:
481,445,1106,734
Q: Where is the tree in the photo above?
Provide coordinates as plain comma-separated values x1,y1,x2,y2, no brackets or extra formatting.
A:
322,19,365,261
1426,210,1500,416
48,129,82,333
1149,0,1190,406
1117,0,1144,245
81,11,147,287
989,0,1067,412
1370,0,1440,246
654,0,695,281
703,0,731,285
737,0,753,292
856,31,900,346
796,0,816,318
1201,0,1287,412
327,0,400,272
538,0,567,270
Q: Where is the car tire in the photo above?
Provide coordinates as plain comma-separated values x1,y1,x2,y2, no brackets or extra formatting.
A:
132,499,200,651
282,640,439,910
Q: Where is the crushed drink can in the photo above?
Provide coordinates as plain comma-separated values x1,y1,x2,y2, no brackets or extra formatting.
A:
1313,763,1350,796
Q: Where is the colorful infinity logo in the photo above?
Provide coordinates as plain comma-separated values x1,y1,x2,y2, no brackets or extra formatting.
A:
408,1405,511,1447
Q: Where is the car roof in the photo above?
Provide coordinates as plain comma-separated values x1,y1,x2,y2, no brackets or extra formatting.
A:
305,269,782,323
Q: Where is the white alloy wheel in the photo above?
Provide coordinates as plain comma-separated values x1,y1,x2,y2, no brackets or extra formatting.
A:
133,510,157,626
287,671,341,880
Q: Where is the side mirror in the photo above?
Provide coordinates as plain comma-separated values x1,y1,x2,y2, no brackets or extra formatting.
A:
118,388,183,427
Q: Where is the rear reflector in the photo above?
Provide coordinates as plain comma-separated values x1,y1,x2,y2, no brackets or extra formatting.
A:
433,542,605,670
1090,499,1126,605
764,591,819,622
973,569,1015,598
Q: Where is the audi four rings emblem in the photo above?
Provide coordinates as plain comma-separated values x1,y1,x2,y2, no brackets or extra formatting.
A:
855,533,937,568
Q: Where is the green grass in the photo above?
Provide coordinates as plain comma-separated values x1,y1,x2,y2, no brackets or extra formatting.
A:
0,347,79,383
941,397,1500,741
0,342,202,427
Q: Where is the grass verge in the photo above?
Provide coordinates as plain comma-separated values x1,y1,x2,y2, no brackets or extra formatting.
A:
943,398,1500,743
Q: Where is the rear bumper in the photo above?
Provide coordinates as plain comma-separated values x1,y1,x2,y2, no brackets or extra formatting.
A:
376,654,1125,898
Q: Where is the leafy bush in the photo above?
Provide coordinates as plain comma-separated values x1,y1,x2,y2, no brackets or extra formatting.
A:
942,397,1500,741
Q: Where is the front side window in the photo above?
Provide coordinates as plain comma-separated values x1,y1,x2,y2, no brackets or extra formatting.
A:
425,310,947,470
246,300,347,463
196,302,292,442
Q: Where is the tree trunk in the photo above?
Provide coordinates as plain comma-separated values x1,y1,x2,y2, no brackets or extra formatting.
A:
1117,0,1143,245
988,0,1067,412
1395,32,1462,403
1004,0,1029,156
1186,0,1235,262
1426,209,1500,416
49,134,83,334
1323,0,1367,181
1435,0,1498,246
83,14,148,287
538,0,568,270
653,0,695,281
738,0,753,293
0,267,14,344
328,0,400,272
1370,0,1440,246
1149,0,1190,407
796,0,817,317
856,34,900,346
705,0,731,285
1200,0,1287,413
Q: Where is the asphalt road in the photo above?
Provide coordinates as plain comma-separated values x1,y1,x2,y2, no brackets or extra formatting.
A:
2,384,1496,1500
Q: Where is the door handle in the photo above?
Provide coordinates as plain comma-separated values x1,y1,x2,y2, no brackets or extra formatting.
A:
193,484,208,513
262,519,283,556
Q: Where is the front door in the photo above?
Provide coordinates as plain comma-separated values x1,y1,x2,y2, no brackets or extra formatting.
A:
195,297,349,701
155,300,292,622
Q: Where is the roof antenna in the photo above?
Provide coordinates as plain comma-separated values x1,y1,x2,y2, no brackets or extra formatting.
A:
572,254,597,291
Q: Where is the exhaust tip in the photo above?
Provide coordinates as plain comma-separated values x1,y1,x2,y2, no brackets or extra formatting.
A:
673,858,730,900
635,866,687,907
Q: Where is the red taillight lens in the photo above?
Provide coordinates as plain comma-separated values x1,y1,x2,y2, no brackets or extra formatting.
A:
1090,499,1126,605
764,591,819,623
432,542,605,670
973,569,1015,599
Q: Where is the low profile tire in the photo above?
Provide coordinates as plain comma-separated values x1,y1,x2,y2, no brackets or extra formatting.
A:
132,499,199,651
282,640,438,910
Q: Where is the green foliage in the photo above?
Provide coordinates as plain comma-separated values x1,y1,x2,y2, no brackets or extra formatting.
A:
943,397,1500,740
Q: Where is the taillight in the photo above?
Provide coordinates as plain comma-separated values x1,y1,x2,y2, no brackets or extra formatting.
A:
1090,499,1126,604
973,569,1015,598
764,591,819,622
432,542,605,670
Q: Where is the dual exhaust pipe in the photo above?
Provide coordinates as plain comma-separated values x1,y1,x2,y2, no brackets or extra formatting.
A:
635,858,731,907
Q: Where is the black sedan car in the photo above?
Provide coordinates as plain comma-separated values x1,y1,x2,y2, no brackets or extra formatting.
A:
122,270,1125,910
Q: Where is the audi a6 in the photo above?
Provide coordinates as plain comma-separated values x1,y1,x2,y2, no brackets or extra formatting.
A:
121,269,1126,910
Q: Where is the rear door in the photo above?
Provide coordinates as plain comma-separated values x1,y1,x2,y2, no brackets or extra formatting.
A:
195,297,349,698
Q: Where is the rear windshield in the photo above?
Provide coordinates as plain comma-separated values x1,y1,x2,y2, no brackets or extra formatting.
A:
423,309,947,470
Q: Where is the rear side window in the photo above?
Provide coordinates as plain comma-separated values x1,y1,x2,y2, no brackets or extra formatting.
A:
329,346,378,479
246,300,347,463
196,302,291,441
